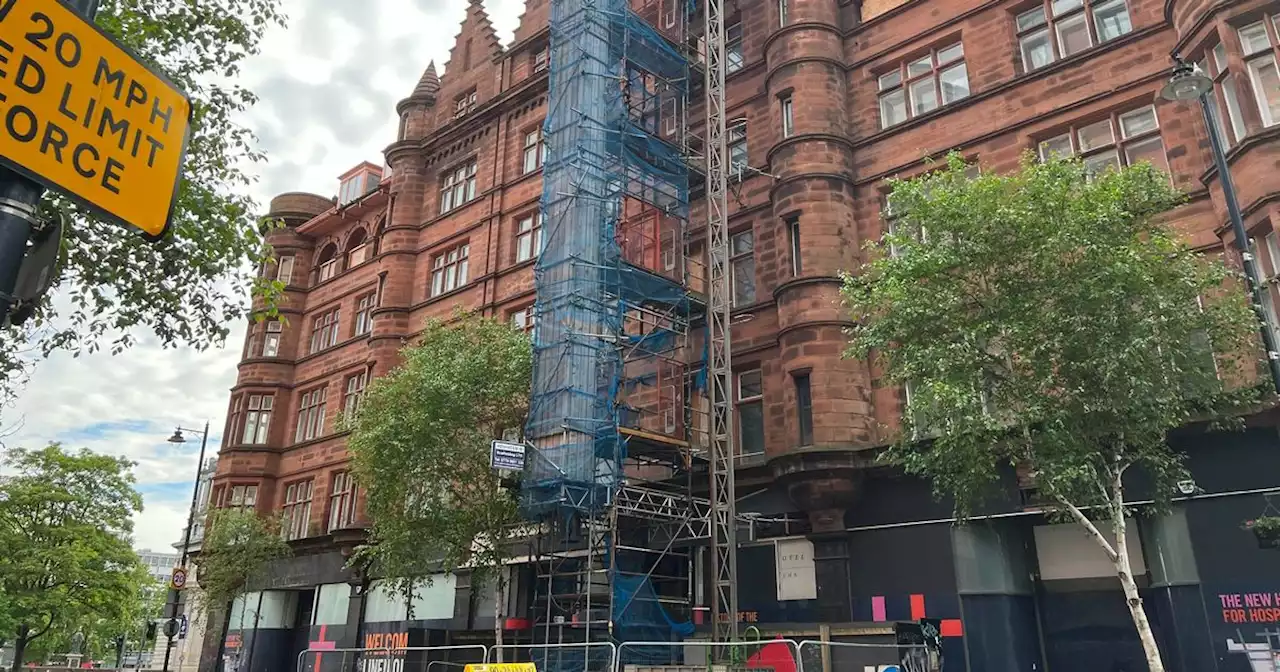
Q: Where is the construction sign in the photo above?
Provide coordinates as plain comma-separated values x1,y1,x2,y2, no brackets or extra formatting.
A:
0,0,191,239
463,664,537,672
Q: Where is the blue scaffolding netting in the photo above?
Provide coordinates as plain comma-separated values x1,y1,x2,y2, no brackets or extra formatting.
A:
522,0,698,665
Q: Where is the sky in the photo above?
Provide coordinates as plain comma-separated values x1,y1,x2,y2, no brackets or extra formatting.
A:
4,0,526,553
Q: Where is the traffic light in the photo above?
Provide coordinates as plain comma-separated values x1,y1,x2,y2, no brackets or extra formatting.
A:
145,621,157,641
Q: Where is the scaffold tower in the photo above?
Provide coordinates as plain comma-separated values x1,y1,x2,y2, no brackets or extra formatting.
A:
520,0,736,663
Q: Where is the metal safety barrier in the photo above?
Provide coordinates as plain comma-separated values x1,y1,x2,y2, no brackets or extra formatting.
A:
796,638,938,672
615,637,801,672
297,644,489,672
489,642,618,672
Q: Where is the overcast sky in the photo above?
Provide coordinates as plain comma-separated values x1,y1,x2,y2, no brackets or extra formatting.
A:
6,0,525,554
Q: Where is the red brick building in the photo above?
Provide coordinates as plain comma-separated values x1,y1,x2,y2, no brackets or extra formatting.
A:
207,0,1280,668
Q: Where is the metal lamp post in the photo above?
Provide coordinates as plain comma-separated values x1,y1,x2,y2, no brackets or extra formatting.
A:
160,422,211,672
1161,59,1280,395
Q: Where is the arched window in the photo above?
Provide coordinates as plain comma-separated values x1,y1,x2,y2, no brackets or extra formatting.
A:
346,228,371,267
316,244,340,283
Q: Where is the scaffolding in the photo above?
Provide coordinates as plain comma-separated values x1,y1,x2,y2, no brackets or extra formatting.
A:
521,0,732,665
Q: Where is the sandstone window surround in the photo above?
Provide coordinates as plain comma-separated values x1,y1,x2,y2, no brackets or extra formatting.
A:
1016,0,1133,73
516,212,544,263
1238,17,1280,128
1036,105,1168,176
220,484,258,510
1202,43,1248,147
727,21,744,73
454,88,478,119
354,293,375,336
296,385,328,442
344,371,368,416
737,369,765,455
273,255,294,284
240,394,273,445
511,305,536,333
310,307,342,354
780,95,794,138
261,320,282,357
282,479,313,541
329,472,358,532
431,243,471,297
523,126,546,174
729,229,755,307
728,119,748,174
440,160,479,214
878,42,969,129
794,371,813,446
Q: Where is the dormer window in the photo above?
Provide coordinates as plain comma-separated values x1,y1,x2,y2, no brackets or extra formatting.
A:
455,89,478,118
339,170,381,206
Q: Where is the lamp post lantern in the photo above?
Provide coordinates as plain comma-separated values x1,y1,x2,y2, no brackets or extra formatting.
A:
1161,58,1280,395
159,422,211,672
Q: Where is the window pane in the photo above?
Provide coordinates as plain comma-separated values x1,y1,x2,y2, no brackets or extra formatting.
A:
1056,13,1092,57
907,56,932,77
1247,56,1280,126
1206,91,1232,147
1051,0,1082,15
1213,43,1229,73
738,370,763,398
1017,6,1047,30
1222,75,1249,140
1020,30,1055,71
909,78,938,115
879,89,908,128
878,70,901,91
1239,22,1270,55
1039,133,1074,160
1083,149,1121,175
1092,0,1132,42
1118,106,1158,138
1124,136,1168,173
731,231,754,255
1076,118,1114,151
937,43,963,64
739,401,764,455
732,257,755,305
939,62,970,103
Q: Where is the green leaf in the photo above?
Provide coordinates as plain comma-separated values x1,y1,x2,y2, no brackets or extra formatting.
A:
349,310,531,597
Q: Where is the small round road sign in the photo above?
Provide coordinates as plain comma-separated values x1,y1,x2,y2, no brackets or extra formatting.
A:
170,567,188,590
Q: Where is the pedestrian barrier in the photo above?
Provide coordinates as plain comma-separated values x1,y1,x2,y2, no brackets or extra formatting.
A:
796,638,938,672
297,644,489,672
489,642,617,672
615,635,801,672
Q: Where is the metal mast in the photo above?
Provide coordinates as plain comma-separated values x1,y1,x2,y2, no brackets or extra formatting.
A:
701,0,739,645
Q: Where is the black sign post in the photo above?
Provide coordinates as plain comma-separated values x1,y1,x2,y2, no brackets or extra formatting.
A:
0,0,98,323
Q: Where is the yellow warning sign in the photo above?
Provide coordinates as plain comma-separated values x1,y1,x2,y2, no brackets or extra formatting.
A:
0,0,190,239
463,664,537,672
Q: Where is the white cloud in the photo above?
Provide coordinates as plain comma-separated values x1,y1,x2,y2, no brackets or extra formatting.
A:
7,0,530,552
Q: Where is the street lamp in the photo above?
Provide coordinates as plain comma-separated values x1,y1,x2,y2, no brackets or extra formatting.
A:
1161,58,1280,395
159,422,211,672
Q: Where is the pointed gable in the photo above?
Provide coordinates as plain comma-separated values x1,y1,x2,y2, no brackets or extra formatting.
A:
436,0,505,125
511,0,550,46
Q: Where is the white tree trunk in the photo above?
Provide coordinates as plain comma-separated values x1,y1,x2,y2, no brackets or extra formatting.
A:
1114,519,1165,672
493,572,506,663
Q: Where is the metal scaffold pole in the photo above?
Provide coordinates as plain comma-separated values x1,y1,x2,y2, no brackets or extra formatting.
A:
701,0,739,647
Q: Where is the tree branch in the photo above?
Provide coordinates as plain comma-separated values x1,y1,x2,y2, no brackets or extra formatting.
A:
27,611,56,642
1055,495,1119,563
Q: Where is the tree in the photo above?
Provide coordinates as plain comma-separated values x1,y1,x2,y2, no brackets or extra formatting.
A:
0,0,287,402
842,154,1265,672
350,312,530,659
192,508,291,616
0,443,147,671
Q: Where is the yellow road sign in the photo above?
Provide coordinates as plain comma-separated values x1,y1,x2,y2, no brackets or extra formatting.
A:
463,664,536,672
169,566,188,590
0,0,190,239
